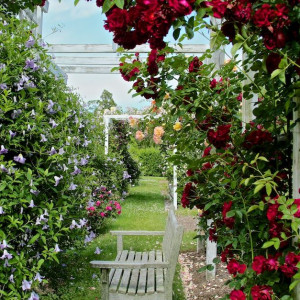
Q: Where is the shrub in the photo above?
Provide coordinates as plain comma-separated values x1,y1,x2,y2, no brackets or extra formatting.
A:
129,146,164,177
0,13,106,299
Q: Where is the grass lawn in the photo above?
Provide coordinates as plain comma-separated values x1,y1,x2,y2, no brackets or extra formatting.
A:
41,176,198,300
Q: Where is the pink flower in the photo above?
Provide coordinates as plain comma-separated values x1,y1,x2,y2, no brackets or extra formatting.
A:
230,290,246,300
252,256,267,274
251,285,273,300
96,201,101,207
106,206,112,211
100,212,106,217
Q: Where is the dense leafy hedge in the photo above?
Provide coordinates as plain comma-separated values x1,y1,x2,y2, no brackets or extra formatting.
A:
129,146,164,177
0,13,128,299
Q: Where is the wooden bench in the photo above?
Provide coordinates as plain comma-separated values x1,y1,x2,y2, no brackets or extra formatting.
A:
90,207,184,300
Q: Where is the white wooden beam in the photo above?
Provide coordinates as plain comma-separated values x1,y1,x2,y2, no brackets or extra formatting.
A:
54,56,121,66
48,44,209,54
206,219,217,280
173,148,178,210
59,66,118,74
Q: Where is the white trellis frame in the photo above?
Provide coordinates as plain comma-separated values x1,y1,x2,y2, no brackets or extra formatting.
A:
103,114,178,210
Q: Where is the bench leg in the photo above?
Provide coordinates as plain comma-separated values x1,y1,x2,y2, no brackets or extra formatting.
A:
101,268,109,300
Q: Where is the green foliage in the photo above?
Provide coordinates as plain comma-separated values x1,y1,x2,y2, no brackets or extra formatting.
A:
129,146,164,176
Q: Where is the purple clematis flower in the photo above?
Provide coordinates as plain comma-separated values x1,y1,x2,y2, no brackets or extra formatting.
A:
0,250,12,260
79,218,87,227
47,100,54,110
49,119,58,128
0,240,7,249
25,36,35,48
4,259,11,267
25,59,39,71
30,189,39,196
22,279,32,291
14,154,26,164
40,134,47,142
0,165,8,173
31,109,35,117
29,292,39,300
0,63,5,70
0,83,7,90
0,145,8,154
58,148,65,155
34,272,44,283
80,158,88,166
9,274,14,283
70,220,79,229
49,147,57,155
83,140,91,147
54,244,61,253
94,247,102,255
71,166,81,176
11,109,22,119
28,200,35,208
63,164,68,171
69,183,77,191
9,130,16,138
0,207,4,214
54,175,63,187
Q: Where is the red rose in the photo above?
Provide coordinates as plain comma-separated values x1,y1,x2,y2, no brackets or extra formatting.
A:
147,49,159,75
208,0,228,18
266,257,279,271
104,8,129,32
232,3,252,23
280,252,300,278
243,128,273,149
227,259,247,276
266,204,282,221
293,198,300,217
221,22,236,42
222,201,235,229
209,226,217,242
252,256,267,274
251,285,273,300
207,124,231,149
253,4,276,28
266,53,282,74
181,182,194,208
169,0,195,16
189,56,203,73
230,290,246,300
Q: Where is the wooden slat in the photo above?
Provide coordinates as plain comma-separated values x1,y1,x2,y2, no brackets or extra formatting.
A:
118,251,135,294
54,56,121,66
137,252,148,295
127,252,142,295
111,231,165,236
48,44,209,54
147,251,155,294
59,66,118,74
109,252,122,283
155,250,164,293
109,250,128,292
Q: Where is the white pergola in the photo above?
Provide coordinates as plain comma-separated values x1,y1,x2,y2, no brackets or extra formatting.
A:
103,114,178,211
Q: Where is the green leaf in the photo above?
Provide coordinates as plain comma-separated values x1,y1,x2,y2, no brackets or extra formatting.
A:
266,183,272,196
102,0,114,13
231,42,243,57
289,279,300,291
226,211,235,218
254,184,264,194
173,28,181,41
29,233,40,245
262,240,274,248
74,0,80,5
247,205,259,213
115,0,124,8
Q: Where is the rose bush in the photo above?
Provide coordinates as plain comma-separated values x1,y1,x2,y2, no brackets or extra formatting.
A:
95,0,300,298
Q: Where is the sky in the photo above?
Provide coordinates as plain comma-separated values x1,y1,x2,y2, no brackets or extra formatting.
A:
43,0,210,109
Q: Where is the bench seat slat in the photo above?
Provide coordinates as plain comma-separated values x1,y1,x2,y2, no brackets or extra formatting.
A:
155,250,165,293
127,252,142,295
118,251,135,294
137,252,148,295
109,250,128,292
147,250,155,294
109,251,122,284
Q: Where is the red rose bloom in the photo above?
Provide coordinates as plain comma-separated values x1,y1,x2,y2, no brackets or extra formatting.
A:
222,201,235,229
266,53,282,74
169,0,195,16
221,244,233,263
147,49,159,75
209,226,217,242
207,124,231,149
208,0,228,18
230,290,246,300
266,257,279,271
252,256,267,274
293,198,300,217
280,252,300,278
232,3,252,23
243,129,273,149
104,8,129,32
227,259,247,276
253,4,276,28
266,204,282,221
181,182,195,208
251,285,273,300
189,56,203,73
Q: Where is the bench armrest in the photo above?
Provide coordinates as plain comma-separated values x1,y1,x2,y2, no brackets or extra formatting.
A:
110,231,165,236
90,260,169,269
110,231,165,252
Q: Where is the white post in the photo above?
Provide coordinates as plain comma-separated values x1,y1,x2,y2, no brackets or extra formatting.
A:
173,148,178,210
36,7,43,37
293,97,300,300
206,219,217,280
104,116,110,155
